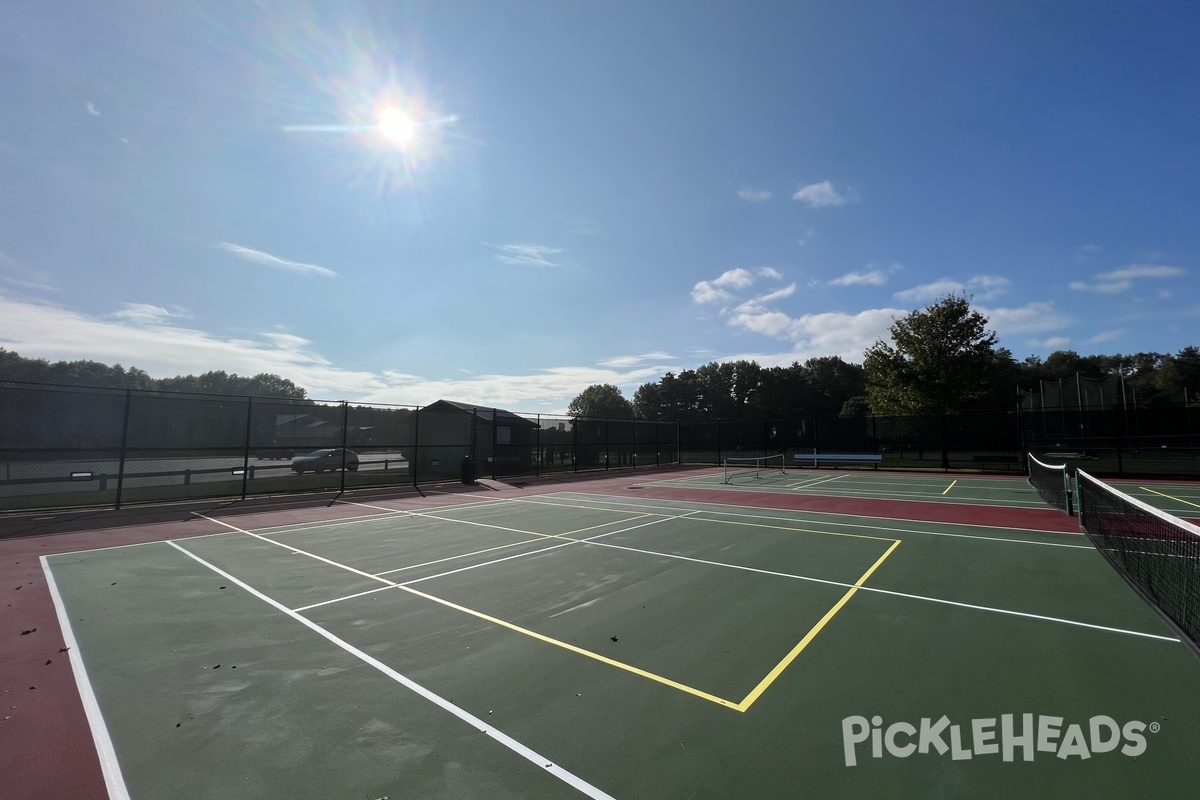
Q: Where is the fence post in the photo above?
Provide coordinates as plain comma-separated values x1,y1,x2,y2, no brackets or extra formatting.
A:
412,405,420,487
339,400,349,493
605,418,610,470
535,415,541,477
1016,397,1027,473
1115,402,1125,476
573,418,578,473
241,396,253,500
492,407,498,480
114,389,132,510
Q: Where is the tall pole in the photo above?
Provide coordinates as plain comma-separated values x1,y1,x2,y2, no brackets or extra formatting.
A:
1076,372,1085,451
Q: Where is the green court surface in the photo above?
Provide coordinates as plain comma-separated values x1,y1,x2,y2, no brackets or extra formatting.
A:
43,490,1200,798
661,466,1200,517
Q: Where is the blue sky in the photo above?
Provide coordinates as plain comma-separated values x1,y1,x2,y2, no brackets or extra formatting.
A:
1,1,1197,412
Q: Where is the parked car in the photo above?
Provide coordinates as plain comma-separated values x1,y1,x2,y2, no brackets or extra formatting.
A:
291,448,359,474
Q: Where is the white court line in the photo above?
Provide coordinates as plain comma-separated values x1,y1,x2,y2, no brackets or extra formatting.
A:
292,511,699,613
649,476,1050,509
40,557,132,800
511,495,1092,550
165,541,616,800
296,500,1168,644
545,537,1178,644
251,498,509,536
788,474,849,491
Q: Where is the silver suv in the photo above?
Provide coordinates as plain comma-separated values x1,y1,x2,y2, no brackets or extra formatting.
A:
291,448,359,474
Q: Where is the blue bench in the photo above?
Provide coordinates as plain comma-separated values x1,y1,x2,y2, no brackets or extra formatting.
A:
793,452,882,469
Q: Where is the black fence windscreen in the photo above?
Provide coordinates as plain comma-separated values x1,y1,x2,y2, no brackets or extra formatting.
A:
2,380,1198,512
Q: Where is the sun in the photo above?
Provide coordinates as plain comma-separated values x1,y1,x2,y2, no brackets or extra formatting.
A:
377,107,417,147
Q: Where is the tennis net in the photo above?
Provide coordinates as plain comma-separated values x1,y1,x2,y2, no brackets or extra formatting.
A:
722,454,786,484
1027,452,1074,515
1076,469,1200,654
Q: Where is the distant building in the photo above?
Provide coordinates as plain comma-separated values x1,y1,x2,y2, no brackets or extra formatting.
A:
418,400,539,477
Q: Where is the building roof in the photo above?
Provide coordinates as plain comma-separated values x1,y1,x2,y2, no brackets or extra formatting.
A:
424,400,538,426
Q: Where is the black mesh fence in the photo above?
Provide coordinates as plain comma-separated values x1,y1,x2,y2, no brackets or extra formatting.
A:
3,380,1198,512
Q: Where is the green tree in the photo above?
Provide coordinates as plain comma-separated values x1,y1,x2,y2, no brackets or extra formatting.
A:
567,384,634,419
1158,346,1200,402
864,295,1005,468
802,356,867,415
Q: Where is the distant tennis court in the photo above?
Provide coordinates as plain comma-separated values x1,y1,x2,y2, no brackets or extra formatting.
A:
11,466,1200,798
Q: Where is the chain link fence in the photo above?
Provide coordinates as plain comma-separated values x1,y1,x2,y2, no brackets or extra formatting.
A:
2,381,1197,511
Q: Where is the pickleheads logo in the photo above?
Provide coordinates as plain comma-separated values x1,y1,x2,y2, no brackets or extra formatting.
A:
841,714,1159,767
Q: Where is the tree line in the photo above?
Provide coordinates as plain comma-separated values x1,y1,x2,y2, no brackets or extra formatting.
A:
3,296,1197,418
569,296,1200,421
0,348,308,399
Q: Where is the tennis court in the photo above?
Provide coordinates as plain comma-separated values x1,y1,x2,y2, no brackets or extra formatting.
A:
9,466,1200,798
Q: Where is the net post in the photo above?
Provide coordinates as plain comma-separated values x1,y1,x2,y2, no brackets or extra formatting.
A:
1063,467,1074,516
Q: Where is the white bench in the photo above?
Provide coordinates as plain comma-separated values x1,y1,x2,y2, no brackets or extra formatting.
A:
793,452,882,469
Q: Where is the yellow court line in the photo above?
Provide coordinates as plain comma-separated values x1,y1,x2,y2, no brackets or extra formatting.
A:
191,511,740,709
735,538,902,711
942,480,957,496
1140,486,1200,511
194,509,906,713
397,583,739,709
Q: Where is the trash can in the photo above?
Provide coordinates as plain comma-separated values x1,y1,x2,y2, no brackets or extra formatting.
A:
460,455,476,485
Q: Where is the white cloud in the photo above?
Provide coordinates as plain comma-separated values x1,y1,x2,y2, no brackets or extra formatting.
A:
792,181,858,208
1089,329,1125,343
748,283,797,306
0,249,56,292
737,188,772,203
217,242,339,278
86,102,100,116
830,269,888,287
728,308,796,338
596,352,675,368
1070,264,1186,294
0,295,667,412
109,303,190,324
1102,264,1185,281
691,281,730,304
493,243,565,267
758,267,783,280
728,307,904,363
1076,244,1102,261
893,278,964,303
893,274,1010,303
967,274,1011,300
713,268,755,289
979,301,1073,334
1026,337,1071,349
691,267,759,304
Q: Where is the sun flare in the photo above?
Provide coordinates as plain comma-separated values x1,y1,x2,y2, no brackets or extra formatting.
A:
377,107,417,146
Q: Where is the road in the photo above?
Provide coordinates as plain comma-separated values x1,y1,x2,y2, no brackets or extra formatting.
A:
0,453,410,503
